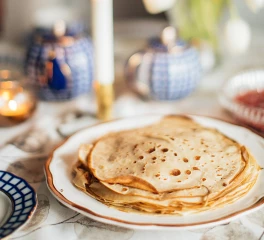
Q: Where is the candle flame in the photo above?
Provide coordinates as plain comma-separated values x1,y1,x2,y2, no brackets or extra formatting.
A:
8,100,18,111
2,91,11,100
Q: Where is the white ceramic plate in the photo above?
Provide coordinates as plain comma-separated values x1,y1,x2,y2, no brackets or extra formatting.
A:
45,115,264,230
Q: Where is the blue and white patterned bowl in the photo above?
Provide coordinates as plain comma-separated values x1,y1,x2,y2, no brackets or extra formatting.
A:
0,171,37,239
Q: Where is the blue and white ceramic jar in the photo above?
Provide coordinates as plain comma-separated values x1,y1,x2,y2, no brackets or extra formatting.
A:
126,29,202,101
25,23,93,101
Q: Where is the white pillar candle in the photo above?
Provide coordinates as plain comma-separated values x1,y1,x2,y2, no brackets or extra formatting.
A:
91,0,114,85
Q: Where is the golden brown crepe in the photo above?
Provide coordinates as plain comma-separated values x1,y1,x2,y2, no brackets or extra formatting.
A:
72,116,260,215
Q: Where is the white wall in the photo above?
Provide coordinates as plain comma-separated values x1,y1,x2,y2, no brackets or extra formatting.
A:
234,0,264,30
2,0,90,44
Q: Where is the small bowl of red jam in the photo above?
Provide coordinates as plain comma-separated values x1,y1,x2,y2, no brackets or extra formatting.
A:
219,69,264,131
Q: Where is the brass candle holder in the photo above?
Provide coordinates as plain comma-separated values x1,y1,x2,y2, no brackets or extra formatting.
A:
0,80,37,127
95,82,114,121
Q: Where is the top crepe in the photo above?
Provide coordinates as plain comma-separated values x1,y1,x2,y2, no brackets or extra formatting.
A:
88,116,246,195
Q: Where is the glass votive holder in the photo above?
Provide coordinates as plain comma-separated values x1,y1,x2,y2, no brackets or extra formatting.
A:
0,78,37,127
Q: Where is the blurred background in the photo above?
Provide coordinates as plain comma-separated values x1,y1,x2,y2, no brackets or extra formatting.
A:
0,0,263,85
0,0,263,130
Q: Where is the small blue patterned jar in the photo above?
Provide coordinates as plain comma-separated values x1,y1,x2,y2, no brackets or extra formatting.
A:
126,36,202,101
25,25,93,101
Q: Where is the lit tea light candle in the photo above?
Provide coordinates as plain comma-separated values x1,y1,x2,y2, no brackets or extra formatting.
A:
0,81,36,126
1,99,30,117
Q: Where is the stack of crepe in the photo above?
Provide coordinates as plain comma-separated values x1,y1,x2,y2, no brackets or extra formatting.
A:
72,116,260,214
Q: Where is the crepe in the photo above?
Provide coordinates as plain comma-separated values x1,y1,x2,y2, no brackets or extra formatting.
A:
72,116,260,215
